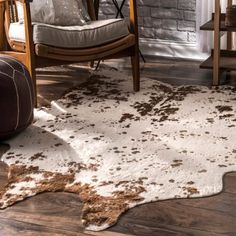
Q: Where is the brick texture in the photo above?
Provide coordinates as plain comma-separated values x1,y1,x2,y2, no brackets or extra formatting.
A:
98,0,196,43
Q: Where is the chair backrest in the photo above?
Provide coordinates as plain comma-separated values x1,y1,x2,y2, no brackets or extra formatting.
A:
84,0,96,21
3,0,23,41
2,0,97,49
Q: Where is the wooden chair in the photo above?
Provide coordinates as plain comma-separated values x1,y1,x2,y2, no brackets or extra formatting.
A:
0,0,140,106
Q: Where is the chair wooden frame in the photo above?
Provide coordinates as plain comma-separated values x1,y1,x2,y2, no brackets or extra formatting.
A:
0,0,140,106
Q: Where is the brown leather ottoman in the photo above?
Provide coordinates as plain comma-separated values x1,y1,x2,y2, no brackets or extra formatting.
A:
0,55,35,140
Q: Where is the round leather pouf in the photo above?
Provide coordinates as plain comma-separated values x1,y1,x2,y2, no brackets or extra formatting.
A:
0,55,35,140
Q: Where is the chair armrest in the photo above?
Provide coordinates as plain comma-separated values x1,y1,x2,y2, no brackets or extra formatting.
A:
20,0,35,79
21,0,34,53
0,0,32,2
129,0,139,41
0,1,5,50
17,0,33,3
86,0,96,21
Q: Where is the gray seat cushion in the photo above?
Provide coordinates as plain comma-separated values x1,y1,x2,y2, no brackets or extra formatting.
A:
9,19,130,48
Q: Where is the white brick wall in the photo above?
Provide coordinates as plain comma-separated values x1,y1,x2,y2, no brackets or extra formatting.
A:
98,0,196,43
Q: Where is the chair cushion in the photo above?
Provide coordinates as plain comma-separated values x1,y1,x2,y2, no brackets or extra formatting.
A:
9,19,130,48
16,0,88,26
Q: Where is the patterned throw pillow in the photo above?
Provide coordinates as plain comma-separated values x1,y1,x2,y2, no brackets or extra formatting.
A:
16,0,90,25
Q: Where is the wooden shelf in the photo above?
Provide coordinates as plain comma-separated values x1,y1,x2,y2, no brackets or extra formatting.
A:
200,14,236,32
199,1,235,85
200,50,236,71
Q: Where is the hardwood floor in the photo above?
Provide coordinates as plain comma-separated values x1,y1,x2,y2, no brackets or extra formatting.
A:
0,57,236,236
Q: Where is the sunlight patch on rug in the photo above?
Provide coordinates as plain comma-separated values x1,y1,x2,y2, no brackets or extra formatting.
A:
1,67,236,231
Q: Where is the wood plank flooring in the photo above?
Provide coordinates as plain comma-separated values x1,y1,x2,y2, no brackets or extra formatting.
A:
0,57,236,236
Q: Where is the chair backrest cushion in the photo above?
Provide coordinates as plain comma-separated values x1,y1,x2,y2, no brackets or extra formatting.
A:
16,0,90,26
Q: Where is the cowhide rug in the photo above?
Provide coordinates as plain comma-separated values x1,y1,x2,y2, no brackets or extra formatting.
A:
0,67,236,231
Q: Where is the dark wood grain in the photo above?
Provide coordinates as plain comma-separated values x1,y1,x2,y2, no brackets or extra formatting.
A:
0,58,235,236
0,216,90,236
110,192,236,236
200,50,236,71
0,145,9,189
223,173,236,194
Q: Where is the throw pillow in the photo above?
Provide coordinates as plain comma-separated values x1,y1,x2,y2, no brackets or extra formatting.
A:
16,0,90,26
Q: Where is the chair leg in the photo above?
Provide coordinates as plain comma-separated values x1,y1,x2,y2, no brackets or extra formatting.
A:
131,47,140,92
25,51,37,107
32,71,37,108
90,61,95,68
28,66,37,108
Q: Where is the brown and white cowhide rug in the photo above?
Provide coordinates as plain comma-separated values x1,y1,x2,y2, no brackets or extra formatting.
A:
1,67,236,231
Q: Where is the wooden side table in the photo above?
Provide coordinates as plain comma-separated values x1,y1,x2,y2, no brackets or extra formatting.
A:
200,0,234,85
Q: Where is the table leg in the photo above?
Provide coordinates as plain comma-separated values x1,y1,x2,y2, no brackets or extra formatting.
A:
227,0,233,50
213,0,221,86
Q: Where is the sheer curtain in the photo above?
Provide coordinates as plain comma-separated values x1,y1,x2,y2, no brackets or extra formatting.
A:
196,0,229,53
